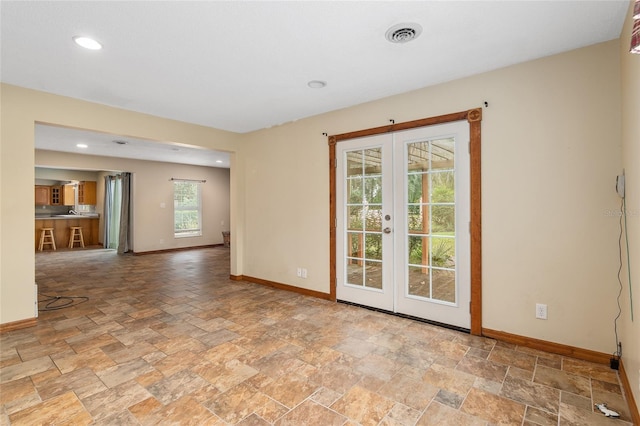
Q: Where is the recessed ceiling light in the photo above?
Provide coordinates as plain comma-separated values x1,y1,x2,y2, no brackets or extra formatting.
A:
308,80,327,89
76,143,88,148
216,160,223,164
73,36,102,50
385,23,422,43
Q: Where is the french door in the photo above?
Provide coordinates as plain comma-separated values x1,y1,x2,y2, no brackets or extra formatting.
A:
336,120,470,329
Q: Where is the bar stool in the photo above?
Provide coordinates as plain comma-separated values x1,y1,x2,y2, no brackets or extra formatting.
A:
38,228,56,251
68,226,85,249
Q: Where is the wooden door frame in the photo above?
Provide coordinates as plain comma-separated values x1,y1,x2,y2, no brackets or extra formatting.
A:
328,108,483,335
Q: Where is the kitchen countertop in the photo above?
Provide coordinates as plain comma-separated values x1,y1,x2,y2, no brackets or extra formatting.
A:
35,215,100,220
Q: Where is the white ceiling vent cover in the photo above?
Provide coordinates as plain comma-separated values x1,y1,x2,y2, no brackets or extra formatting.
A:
385,23,423,43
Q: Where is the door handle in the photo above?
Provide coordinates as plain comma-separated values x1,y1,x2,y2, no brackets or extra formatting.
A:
383,227,391,234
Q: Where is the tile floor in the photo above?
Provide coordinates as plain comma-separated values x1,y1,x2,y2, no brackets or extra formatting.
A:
1,247,634,425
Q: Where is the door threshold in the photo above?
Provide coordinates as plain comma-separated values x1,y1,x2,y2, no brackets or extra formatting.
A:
337,299,470,334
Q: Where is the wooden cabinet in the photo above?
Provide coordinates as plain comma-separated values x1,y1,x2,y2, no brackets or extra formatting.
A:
35,181,96,206
63,185,75,206
36,185,75,206
50,186,61,205
78,181,97,205
35,217,100,250
35,186,51,206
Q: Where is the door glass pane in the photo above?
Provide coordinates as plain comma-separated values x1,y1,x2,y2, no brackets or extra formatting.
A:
364,260,382,289
408,265,430,298
347,206,363,230
363,148,382,176
347,262,364,286
365,233,382,260
407,173,426,203
365,206,383,231
431,171,454,203
431,205,455,234
346,152,363,177
344,148,384,292
431,139,455,170
407,205,428,233
348,179,362,203
431,237,455,269
347,232,362,257
432,269,455,303
408,235,426,265
364,176,382,203
406,138,456,304
407,141,430,171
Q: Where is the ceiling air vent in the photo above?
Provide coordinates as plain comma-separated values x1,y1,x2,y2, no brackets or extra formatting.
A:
385,23,422,44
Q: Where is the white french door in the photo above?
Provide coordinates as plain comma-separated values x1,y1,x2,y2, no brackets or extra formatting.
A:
336,134,394,311
336,120,470,329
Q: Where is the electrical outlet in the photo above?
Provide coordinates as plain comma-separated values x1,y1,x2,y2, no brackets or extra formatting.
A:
535,303,548,320
296,267,302,278
302,268,308,279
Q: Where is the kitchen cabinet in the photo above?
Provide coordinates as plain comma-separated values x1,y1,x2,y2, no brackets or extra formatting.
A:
36,185,75,206
63,185,75,206
35,180,96,207
50,186,61,205
35,186,51,205
78,181,96,205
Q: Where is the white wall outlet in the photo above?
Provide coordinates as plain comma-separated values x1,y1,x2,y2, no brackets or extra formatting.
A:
535,303,548,320
296,267,302,278
302,268,308,279
160,202,166,208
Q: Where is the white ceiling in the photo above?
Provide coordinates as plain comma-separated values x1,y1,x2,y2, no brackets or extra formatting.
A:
1,1,629,165
34,124,231,168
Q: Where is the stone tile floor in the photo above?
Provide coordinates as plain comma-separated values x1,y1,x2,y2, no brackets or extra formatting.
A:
0,247,634,425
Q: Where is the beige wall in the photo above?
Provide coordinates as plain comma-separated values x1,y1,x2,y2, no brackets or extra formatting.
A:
240,40,623,355
620,0,640,412
0,84,240,324
35,151,231,252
